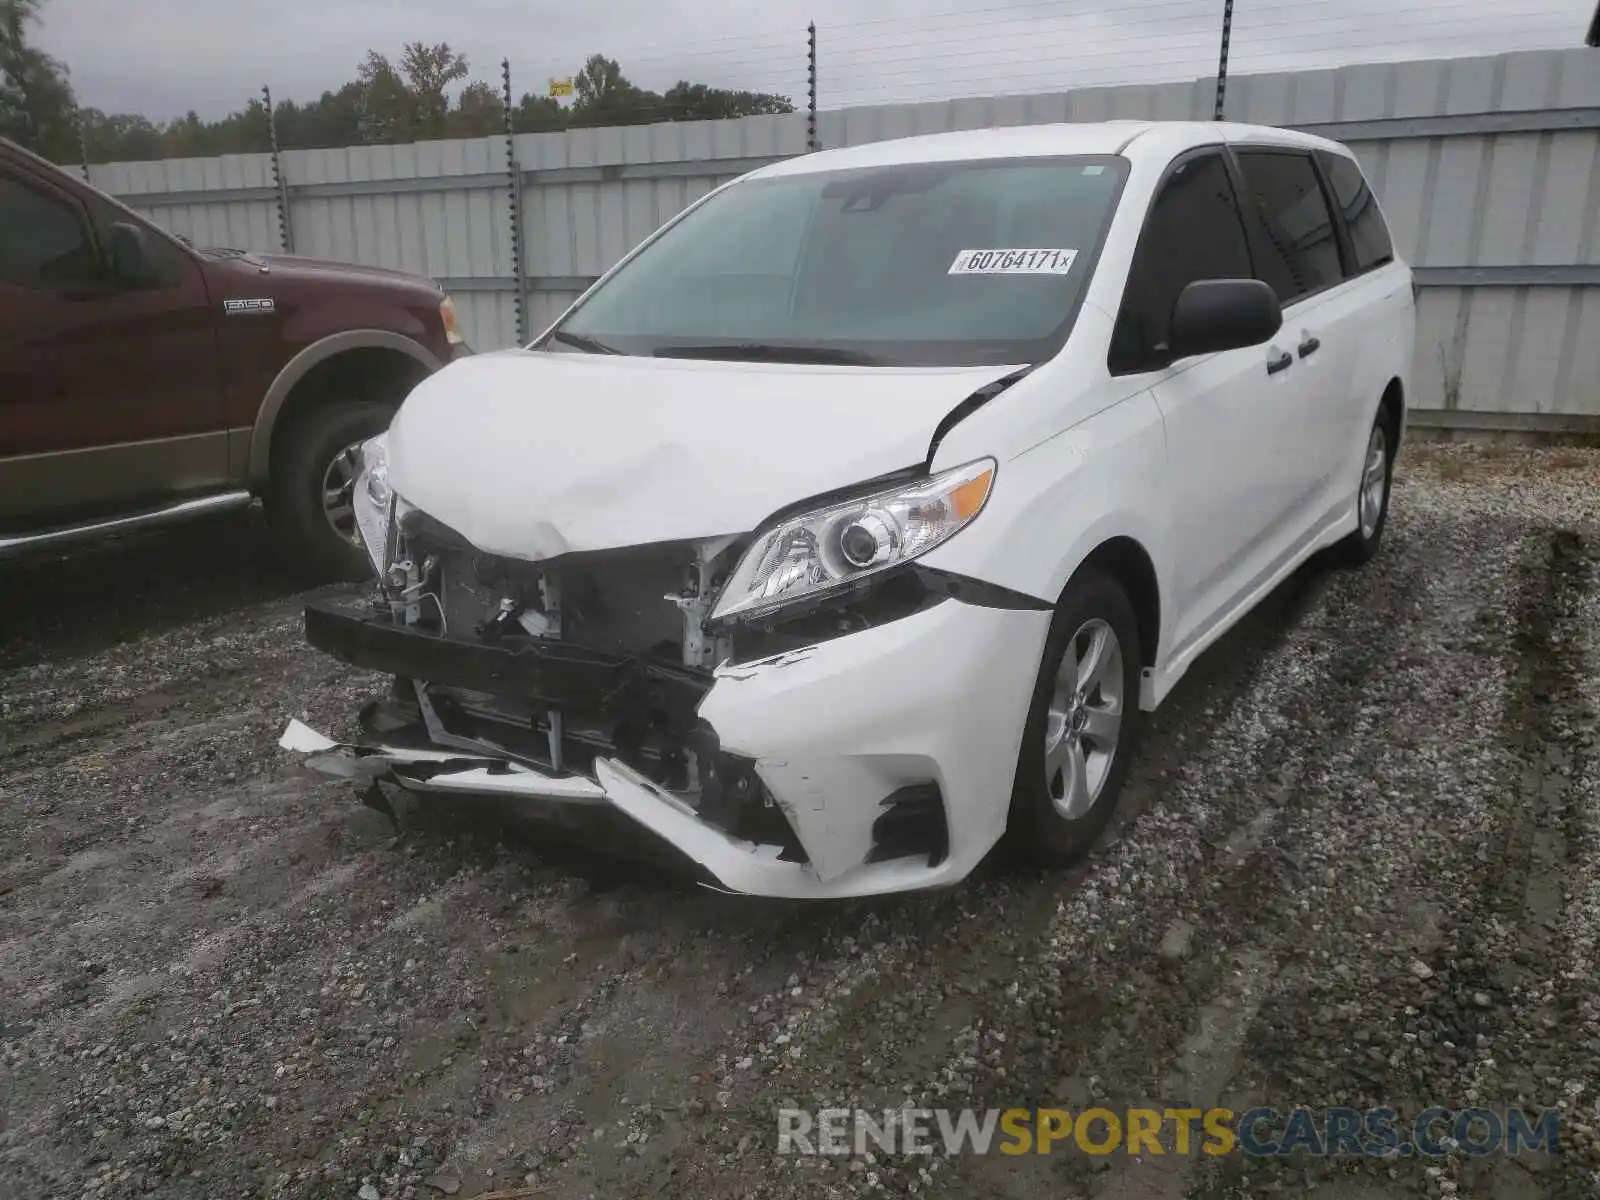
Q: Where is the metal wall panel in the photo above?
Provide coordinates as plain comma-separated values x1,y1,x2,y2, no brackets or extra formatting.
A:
90,152,283,253
78,48,1600,422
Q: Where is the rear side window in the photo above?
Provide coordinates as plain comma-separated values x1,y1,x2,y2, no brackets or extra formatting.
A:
1110,150,1254,374
1233,149,1342,305
0,172,98,289
1318,151,1394,274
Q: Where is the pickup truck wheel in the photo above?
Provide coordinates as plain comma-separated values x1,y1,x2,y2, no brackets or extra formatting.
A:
1006,569,1143,868
267,400,393,581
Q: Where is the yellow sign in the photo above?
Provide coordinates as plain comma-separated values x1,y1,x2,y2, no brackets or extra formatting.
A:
548,77,574,98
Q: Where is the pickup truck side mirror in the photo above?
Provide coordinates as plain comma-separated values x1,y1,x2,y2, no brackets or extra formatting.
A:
1168,278,1283,360
108,222,164,289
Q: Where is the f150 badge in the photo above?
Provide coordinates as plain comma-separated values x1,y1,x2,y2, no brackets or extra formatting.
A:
223,297,276,315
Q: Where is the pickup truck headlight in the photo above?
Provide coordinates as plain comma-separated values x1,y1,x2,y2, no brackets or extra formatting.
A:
710,459,995,626
439,296,465,346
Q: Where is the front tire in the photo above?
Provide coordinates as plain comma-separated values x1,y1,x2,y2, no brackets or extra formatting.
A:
266,399,393,581
1335,408,1395,567
1007,569,1143,868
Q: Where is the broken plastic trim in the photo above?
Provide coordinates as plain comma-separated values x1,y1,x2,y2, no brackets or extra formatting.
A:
912,566,1052,611
710,562,1048,646
925,364,1035,466
866,782,949,867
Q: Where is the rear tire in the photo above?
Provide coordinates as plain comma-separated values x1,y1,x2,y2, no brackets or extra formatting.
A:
266,399,393,581
1006,568,1143,868
1335,407,1396,567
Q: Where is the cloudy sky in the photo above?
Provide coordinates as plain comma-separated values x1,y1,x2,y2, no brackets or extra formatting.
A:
32,0,1598,121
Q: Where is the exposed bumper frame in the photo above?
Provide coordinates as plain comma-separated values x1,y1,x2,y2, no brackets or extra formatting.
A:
304,596,710,718
285,593,1053,899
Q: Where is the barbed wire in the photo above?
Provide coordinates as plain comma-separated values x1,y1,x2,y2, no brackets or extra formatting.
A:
820,8,1578,82
98,0,1586,157
504,0,1585,118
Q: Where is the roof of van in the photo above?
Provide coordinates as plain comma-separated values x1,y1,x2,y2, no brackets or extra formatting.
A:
755,120,1349,179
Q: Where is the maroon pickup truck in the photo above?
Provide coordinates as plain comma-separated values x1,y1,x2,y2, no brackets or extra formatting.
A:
0,136,468,578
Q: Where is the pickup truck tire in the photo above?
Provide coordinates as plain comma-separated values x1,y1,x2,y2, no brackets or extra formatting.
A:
266,400,393,581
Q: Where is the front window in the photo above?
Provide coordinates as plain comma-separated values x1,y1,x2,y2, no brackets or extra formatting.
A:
544,155,1130,368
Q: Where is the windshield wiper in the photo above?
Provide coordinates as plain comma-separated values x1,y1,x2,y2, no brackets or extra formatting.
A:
652,343,883,365
547,329,621,355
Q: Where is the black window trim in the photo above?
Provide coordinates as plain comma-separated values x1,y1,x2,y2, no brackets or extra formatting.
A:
1225,142,1354,312
1311,147,1397,280
1106,142,1258,379
0,162,106,291
4,138,200,268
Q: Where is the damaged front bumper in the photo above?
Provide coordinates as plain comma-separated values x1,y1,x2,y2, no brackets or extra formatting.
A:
283,594,1051,899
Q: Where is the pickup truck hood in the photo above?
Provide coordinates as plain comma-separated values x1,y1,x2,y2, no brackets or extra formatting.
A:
386,350,1018,561
256,253,443,290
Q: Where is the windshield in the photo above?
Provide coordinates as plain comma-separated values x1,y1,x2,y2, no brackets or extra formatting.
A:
544,154,1129,368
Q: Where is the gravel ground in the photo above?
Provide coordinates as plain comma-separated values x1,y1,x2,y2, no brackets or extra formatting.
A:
2,444,1597,1200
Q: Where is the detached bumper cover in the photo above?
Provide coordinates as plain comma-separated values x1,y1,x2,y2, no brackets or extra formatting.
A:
285,597,1052,899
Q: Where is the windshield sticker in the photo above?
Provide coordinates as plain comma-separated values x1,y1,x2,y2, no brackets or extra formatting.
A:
948,248,1078,276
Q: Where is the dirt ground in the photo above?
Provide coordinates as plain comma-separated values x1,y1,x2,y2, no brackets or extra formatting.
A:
2,444,1598,1200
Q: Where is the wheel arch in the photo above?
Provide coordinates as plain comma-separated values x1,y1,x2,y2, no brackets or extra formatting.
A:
1379,375,1406,450
1064,534,1162,673
248,330,442,487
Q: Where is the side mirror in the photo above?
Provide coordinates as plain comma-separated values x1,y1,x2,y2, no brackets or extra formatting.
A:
108,222,162,288
1168,278,1282,360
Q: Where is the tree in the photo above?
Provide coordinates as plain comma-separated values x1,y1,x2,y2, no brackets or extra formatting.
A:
570,55,663,128
78,107,162,161
572,54,627,109
0,0,77,160
660,81,793,121
273,83,365,151
401,40,468,137
512,93,566,134
25,33,805,165
446,80,503,138
356,50,415,144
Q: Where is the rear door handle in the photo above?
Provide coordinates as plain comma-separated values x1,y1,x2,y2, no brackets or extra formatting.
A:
1298,336,1321,359
1267,351,1293,376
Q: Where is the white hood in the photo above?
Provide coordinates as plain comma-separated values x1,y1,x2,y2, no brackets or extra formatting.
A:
386,350,1018,561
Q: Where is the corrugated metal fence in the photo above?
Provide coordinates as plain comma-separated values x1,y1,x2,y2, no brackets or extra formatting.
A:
82,47,1600,430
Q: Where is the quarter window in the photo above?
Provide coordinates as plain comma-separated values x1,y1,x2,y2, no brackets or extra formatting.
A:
0,173,98,289
1317,151,1394,274
1110,150,1254,374
1234,149,1343,304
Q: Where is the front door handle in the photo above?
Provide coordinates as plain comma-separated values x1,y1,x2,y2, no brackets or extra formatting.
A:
1267,351,1294,376
1298,336,1322,359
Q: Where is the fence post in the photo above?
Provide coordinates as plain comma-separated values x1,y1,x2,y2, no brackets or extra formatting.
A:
76,110,91,184
1213,0,1235,121
262,85,294,254
502,58,528,345
807,22,818,152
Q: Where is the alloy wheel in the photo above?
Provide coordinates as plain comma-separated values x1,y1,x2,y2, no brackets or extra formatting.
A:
321,440,365,547
1043,617,1125,820
1360,424,1388,539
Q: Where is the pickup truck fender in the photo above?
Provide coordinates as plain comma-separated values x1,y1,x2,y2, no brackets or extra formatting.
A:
246,329,443,486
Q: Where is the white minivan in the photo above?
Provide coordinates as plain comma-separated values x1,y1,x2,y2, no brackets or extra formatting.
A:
283,120,1414,899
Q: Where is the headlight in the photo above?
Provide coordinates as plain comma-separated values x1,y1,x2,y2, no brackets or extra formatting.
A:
362,435,391,508
352,433,392,574
439,295,465,346
710,458,995,625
